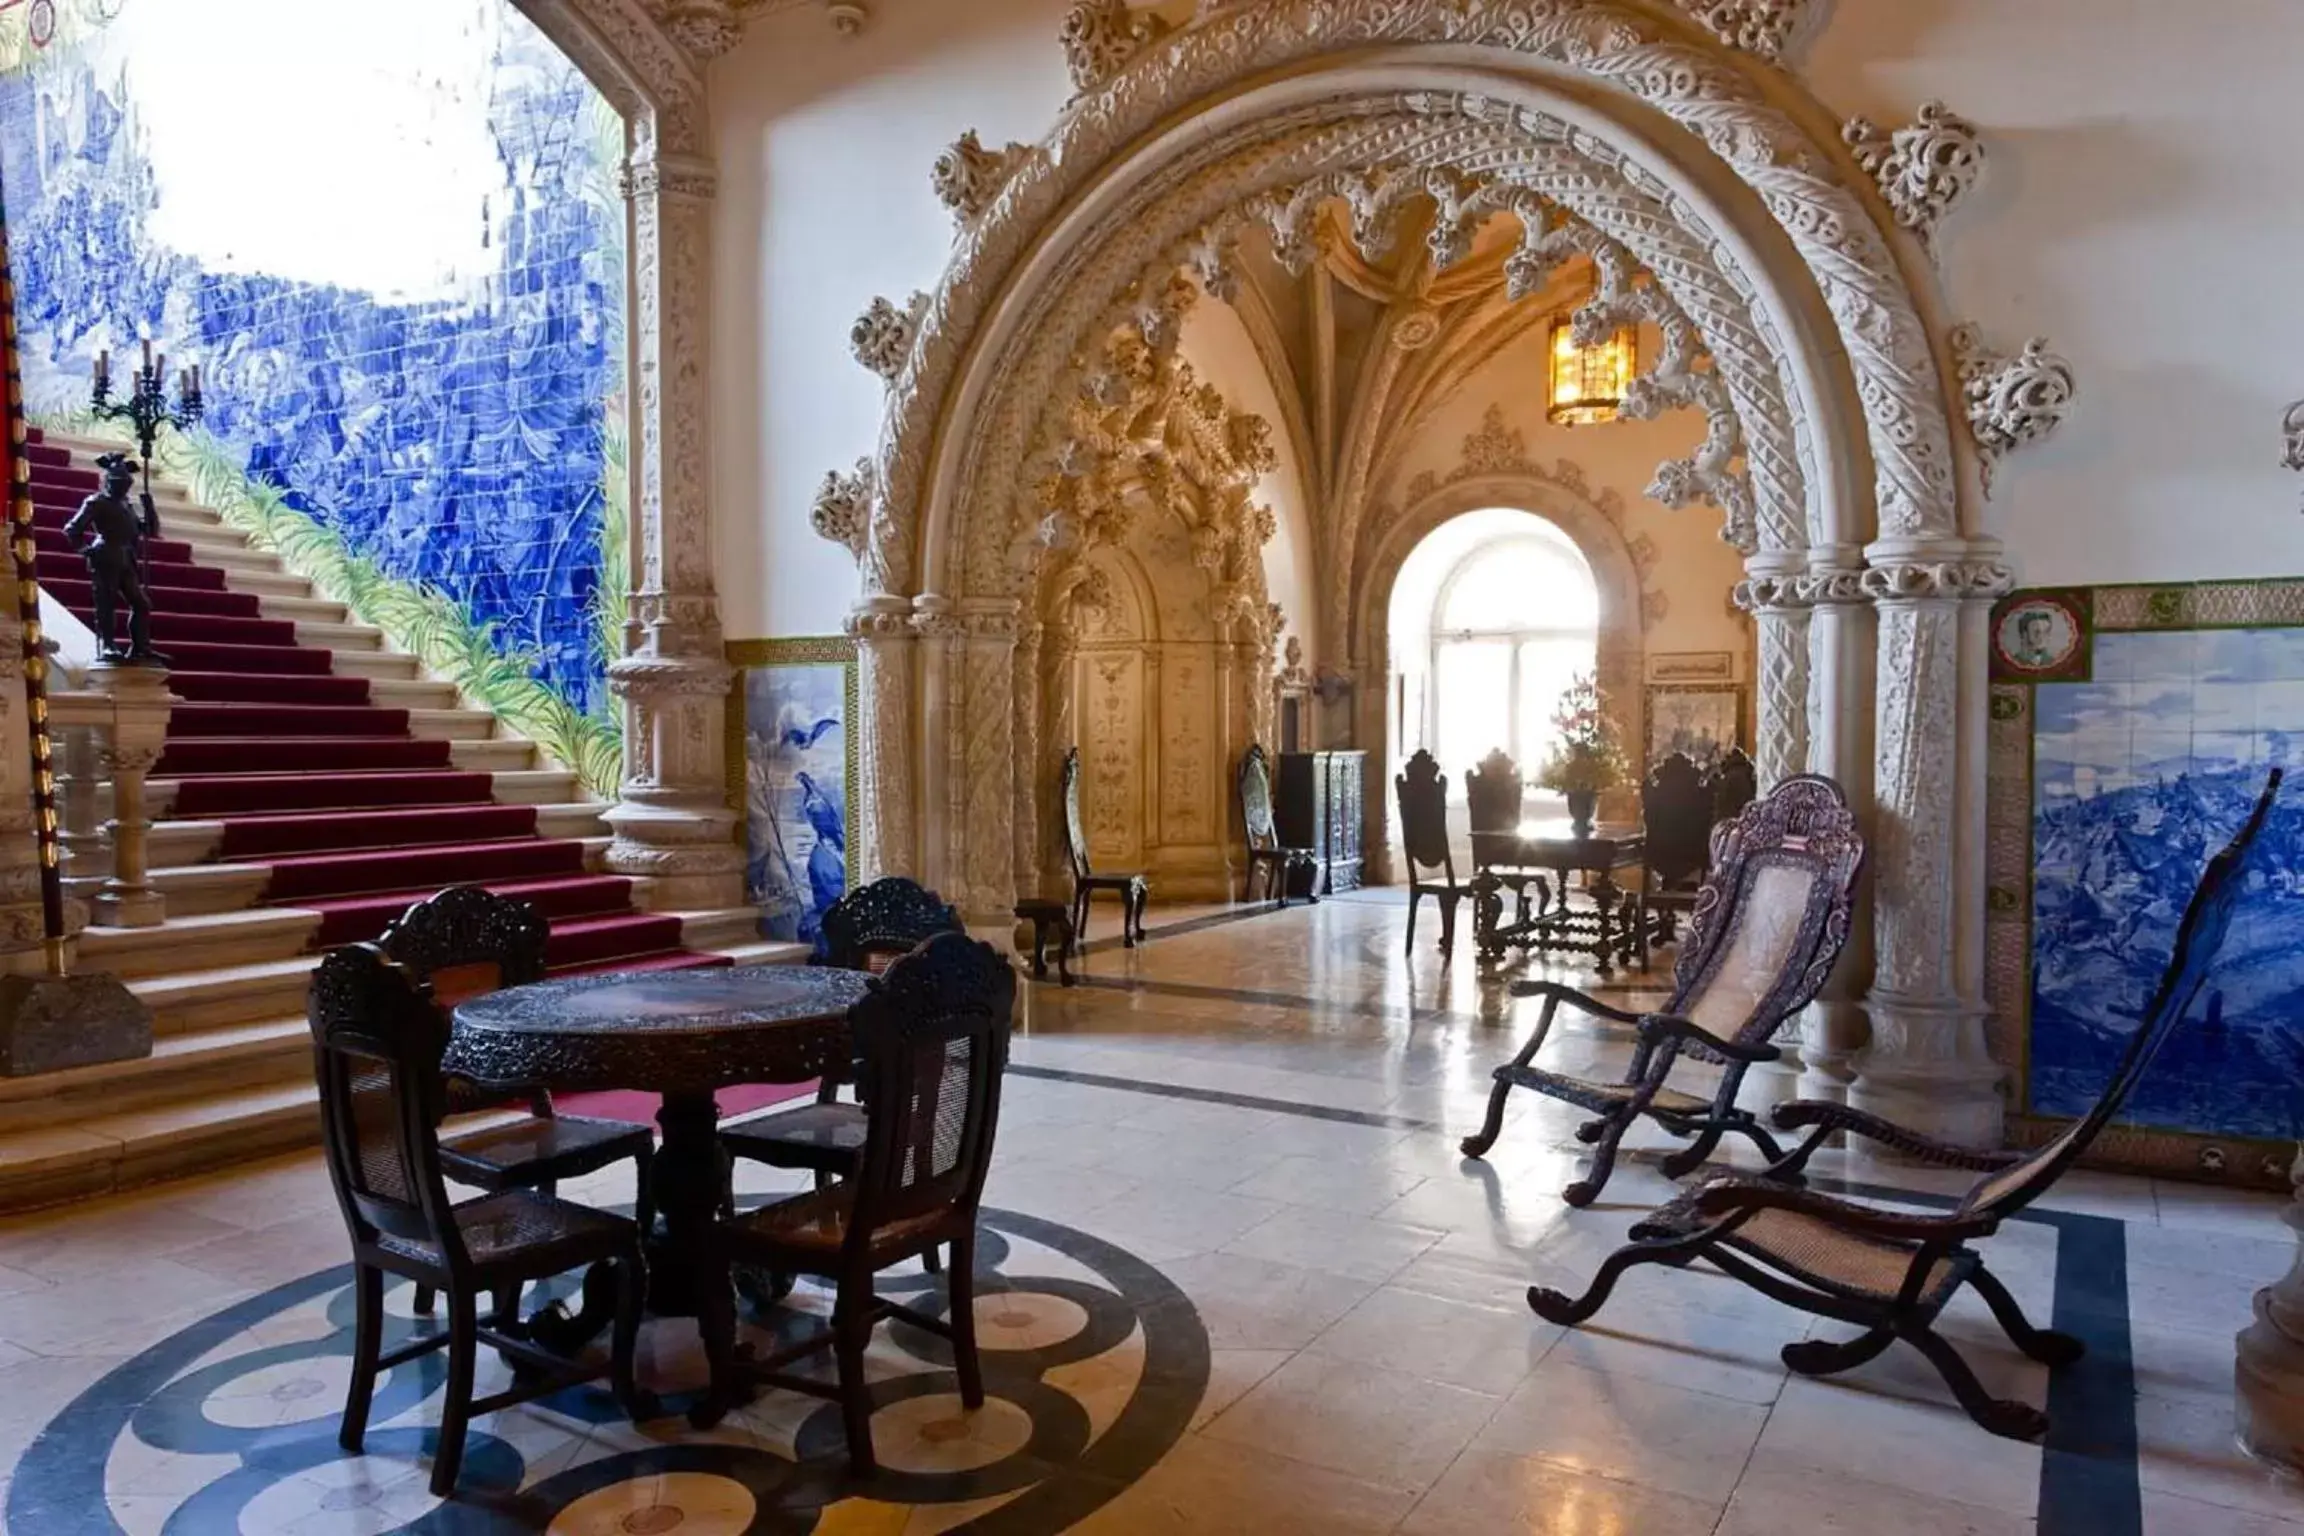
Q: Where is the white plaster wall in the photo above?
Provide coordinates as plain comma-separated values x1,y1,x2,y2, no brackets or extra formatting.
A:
1811,0,2304,583
1177,294,1322,670
712,0,2304,639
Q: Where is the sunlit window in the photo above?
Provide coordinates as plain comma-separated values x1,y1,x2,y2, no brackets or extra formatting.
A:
1425,526,1600,793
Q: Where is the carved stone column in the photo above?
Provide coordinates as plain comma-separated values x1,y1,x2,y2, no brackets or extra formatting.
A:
957,600,1020,922
602,144,743,911
1011,620,1042,900
1039,624,1082,900
849,597,915,884
0,597,50,972
1797,564,1877,1107
89,665,173,929
1741,559,1811,793
1851,545,2011,1147
911,596,966,900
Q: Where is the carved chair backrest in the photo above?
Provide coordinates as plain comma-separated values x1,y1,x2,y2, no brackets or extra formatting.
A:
376,885,550,1116
1664,774,1866,1058
1959,769,2281,1223
1060,746,1094,881
1239,744,1280,852
309,943,469,1273
815,875,964,975
1710,748,1758,823
1395,749,1455,884
842,932,1016,1261
1465,748,1524,871
1642,752,1714,890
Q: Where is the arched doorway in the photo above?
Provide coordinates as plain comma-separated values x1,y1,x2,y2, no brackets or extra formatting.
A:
820,3,2009,1149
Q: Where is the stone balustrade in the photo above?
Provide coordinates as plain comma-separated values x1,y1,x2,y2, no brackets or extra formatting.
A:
49,665,176,934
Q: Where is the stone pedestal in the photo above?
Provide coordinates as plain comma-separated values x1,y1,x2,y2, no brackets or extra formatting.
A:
0,970,152,1075
2237,1152,2304,1470
88,662,173,929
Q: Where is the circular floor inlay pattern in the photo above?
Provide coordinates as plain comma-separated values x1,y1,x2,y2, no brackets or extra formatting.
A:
14,1209,1207,1535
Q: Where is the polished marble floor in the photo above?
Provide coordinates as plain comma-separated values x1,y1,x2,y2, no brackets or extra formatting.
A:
2,892,2301,1533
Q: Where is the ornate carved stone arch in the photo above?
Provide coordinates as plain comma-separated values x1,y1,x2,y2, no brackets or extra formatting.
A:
831,2,2009,1147
509,0,743,909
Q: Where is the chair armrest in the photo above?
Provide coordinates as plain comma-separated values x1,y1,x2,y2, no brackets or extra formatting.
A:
1507,979,1644,1024
1770,1101,2023,1171
1636,1014,1780,1065
1692,1177,1994,1242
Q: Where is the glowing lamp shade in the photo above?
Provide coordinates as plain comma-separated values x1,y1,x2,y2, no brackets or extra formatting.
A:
1547,316,1637,426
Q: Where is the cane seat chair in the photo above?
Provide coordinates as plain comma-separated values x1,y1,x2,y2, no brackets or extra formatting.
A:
691,931,1018,1475
1531,769,2283,1442
1465,749,1548,930
1461,774,1865,1206
377,886,655,1314
310,943,649,1495
1061,746,1149,949
1238,744,1317,905
1396,750,1478,956
721,876,966,1192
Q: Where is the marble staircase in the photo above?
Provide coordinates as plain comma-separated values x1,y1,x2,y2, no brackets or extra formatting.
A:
0,430,793,1213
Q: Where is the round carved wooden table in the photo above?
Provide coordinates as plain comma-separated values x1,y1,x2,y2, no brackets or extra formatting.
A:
445,965,872,1351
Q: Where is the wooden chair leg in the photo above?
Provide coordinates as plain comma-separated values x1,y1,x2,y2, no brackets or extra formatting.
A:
413,1283,437,1316
1564,1113,1630,1207
339,1264,384,1452
1460,1069,1515,1159
1527,1227,1713,1325
1782,1325,1896,1376
1437,891,1459,954
921,1243,942,1275
949,1230,984,1409
833,1299,878,1477
1904,1323,2049,1440
1659,1126,1725,1180
609,1251,654,1422
1404,888,1421,953
688,1255,743,1431
631,1143,657,1237
1969,1265,2085,1366
428,1289,481,1497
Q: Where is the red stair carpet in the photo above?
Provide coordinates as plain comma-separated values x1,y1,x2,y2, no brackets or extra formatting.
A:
28,429,727,976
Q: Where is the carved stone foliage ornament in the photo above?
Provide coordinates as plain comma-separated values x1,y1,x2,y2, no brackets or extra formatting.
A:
2284,400,2304,510
1671,0,1816,61
651,0,865,56
933,131,1032,222
851,292,929,383
1059,0,1169,96
1950,324,2077,493
812,457,875,561
1844,101,1986,249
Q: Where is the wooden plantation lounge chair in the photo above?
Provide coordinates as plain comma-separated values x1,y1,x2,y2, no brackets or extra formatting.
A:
1238,743,1317,905
1460,774,1864,1206
1530,769,2282,1441
1060,746,1149,949
1396,749,1483,956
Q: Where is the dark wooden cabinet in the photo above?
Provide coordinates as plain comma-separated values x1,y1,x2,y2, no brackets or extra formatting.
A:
1275,750,1365,895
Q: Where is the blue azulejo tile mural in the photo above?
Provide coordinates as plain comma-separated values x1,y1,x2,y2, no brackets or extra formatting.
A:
734,642,855,946
0,0,625,716
2023,618,2304,1143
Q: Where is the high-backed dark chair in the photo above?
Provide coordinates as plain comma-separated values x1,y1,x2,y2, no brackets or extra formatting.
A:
1465,748,1546,930
1396,749,1474,956
1534,769,2283,1442
721,876,966,1195
377,886,655,1317
1238,743,1316,905
1711,746,1758,822
692,931,1018,1474
1640,752,1713,944
310,943,648,1496
1061,745,1148,949
1461,775,1865,1205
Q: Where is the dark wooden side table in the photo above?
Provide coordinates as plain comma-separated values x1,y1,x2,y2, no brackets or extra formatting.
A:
445,965,871,1345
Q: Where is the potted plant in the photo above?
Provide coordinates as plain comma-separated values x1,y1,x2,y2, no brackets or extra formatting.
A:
1536,673,1629,838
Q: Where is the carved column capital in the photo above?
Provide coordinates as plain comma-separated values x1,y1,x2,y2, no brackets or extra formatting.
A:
621,149,718,204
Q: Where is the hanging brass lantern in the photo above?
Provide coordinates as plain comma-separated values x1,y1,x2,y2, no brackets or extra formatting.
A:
1546,315,1637,426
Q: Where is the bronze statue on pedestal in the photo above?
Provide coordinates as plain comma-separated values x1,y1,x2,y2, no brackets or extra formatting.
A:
62,452,166,666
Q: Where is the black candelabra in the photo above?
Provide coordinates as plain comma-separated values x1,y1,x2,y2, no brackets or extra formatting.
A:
89,337,204,510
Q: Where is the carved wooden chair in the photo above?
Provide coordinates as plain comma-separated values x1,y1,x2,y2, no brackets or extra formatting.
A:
1396,749,1478,956
1640,751,1714,946
310,943,649,1496
1238,743,1317,905
721,875,965,1197
1461,774,1865,1206
1533,769,2282,1441
377,885,655,1317
1465,748,1546,931
1061,745,1149,949
1711,746,1758,822
692,931,1017,1475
